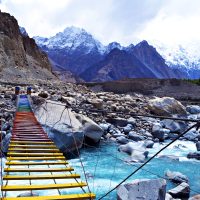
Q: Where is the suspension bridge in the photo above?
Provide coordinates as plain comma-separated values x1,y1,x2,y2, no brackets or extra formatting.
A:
0,95,95,199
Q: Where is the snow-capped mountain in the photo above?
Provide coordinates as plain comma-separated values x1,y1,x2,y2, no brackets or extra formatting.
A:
34,26,105,53
34,26,196,81
153,42,200,79
34,26,106,74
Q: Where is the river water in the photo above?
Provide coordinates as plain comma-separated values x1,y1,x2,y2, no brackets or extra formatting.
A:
69,140,200,199
1,140,200,199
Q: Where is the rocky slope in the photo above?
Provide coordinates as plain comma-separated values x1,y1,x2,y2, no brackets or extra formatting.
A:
34,27,185,82
0,11,56,83
80,48,157,82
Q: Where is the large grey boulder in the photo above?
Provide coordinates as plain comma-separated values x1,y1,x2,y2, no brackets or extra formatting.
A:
34,101,103,153
148,97,186,116
117,178,166,200
75,114,104,143
186,105,200,114
165,170,189,184
168,182,190,199
118,142,149,163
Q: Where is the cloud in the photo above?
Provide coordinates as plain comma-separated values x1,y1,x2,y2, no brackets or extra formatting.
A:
138,0,200,46
0,0,200,47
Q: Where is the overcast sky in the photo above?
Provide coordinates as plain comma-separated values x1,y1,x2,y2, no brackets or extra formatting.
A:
0,0,200,46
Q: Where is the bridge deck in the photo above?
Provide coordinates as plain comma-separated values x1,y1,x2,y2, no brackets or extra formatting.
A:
1,95,95,199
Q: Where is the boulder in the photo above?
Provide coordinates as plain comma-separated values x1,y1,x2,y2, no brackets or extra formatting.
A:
151,123,168,141
168,182,190,199
99,123,111,132
38,92,48,98
148,97,186,116
161,119,187,134
196,142,200,151
116,136,129,144
189,195,200,200
184,129,200,140
34,101,103,153
128,131,144,142
118,142,149,162
117,178,166,200
123,124,133,134
106,117,128,127
76,114,104,143
187,152,200,160
87,98,104,109
165,170,189,184
186,105,200,114
144,140,154,148
127,117,136,125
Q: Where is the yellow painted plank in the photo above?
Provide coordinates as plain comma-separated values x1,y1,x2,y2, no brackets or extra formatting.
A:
8,148,60,153
7,152,63,157
6,161,68,165
7,156,65,160
4,167,74,172
3,173,80,180
2,182,87,191
1,193,95,199
10,141,53,144
9,144,57,149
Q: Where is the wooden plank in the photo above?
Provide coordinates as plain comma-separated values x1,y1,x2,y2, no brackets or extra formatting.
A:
9,144,57,149
1,193,95,199
4,167,74,172
3,173,80,180
7,152,63,157
5,161,68,165
8,148,60,153
2,182,87,191
7,156,65,161
10,141,54,144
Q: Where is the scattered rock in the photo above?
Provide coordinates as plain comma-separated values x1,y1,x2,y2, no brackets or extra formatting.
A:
128,131,144,142
186,105,200,114
118,142,148,162
165,170,189,184
196,142,200,151
144,140,154,148
148,97,187,116
116,136,129,144
161,119,187,134
187,152,200,160
38,92,48,98
123,124,133,134
168,182,190,199
106,117,128,127
117,178,166,200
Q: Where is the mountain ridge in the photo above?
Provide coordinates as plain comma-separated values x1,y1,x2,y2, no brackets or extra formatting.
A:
34,26,198,81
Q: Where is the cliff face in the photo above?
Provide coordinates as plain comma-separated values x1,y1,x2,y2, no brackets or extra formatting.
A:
0,10,55,82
